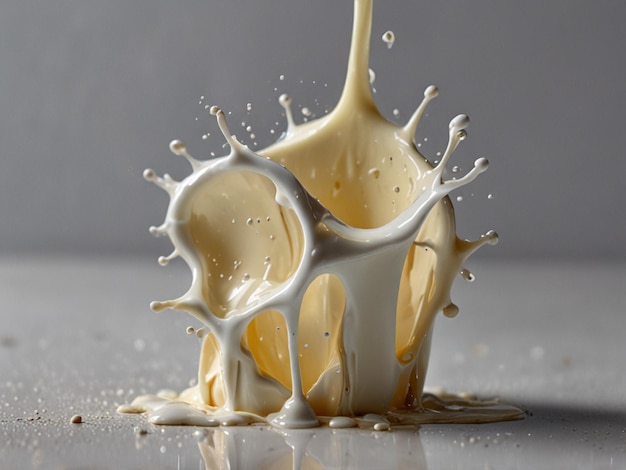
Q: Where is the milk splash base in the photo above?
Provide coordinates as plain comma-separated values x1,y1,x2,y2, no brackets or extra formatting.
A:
119,390,522,429
120,0,523,428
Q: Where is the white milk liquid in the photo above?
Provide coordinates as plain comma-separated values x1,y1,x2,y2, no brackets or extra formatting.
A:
119,0,523,429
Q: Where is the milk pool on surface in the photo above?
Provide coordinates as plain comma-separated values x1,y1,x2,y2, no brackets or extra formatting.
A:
120,0,523,428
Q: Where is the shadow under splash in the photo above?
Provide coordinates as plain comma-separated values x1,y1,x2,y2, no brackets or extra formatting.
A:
515,400,626,448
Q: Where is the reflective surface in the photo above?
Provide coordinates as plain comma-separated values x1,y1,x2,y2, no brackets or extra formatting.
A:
1,257,624,469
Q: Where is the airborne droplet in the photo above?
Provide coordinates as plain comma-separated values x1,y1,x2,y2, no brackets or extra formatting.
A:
368,68,376,84
443,303,460,318
382,30,395,49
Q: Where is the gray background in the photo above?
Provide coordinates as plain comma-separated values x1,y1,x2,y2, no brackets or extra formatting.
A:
1,3,625,467
1,0,624,260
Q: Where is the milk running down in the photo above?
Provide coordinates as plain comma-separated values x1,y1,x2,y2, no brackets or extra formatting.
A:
121,0,523,428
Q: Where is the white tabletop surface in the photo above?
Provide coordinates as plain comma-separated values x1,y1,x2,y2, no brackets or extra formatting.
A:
0,256,624,469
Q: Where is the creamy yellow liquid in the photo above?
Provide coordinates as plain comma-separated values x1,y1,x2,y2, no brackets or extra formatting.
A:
121,0,522,428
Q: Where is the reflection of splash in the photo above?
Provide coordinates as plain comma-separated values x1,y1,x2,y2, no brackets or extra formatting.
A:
196,425,427,470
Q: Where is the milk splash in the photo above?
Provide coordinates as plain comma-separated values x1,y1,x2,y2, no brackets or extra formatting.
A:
122,0,523,428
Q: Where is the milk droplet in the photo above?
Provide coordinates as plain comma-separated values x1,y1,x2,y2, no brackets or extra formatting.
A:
142,168,156,181
443,304,460,318
449,113,470,131
169,140,186,155
382,30,395,49
374,422,390,431
368,68,376,84
368,168,380,179
329,416,357,428
460,268,475,282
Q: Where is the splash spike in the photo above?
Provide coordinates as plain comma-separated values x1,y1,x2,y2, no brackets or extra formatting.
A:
162,173,179,185
449,114,470,132
142,168,157,182
150,300,172,312
424,85,440,100
211,106,243,152
402,85,439,140
170,139,202,171
456,230,500,258
474,157,489,171
483,229,499,245
441,157,488,193
157,249,179,266
149,223,168,237
143,168,175,193
151,294,216,327
434,114,470,174
464,158,490,181
169,139,187,156
169,295,217,328
278,94,296,133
